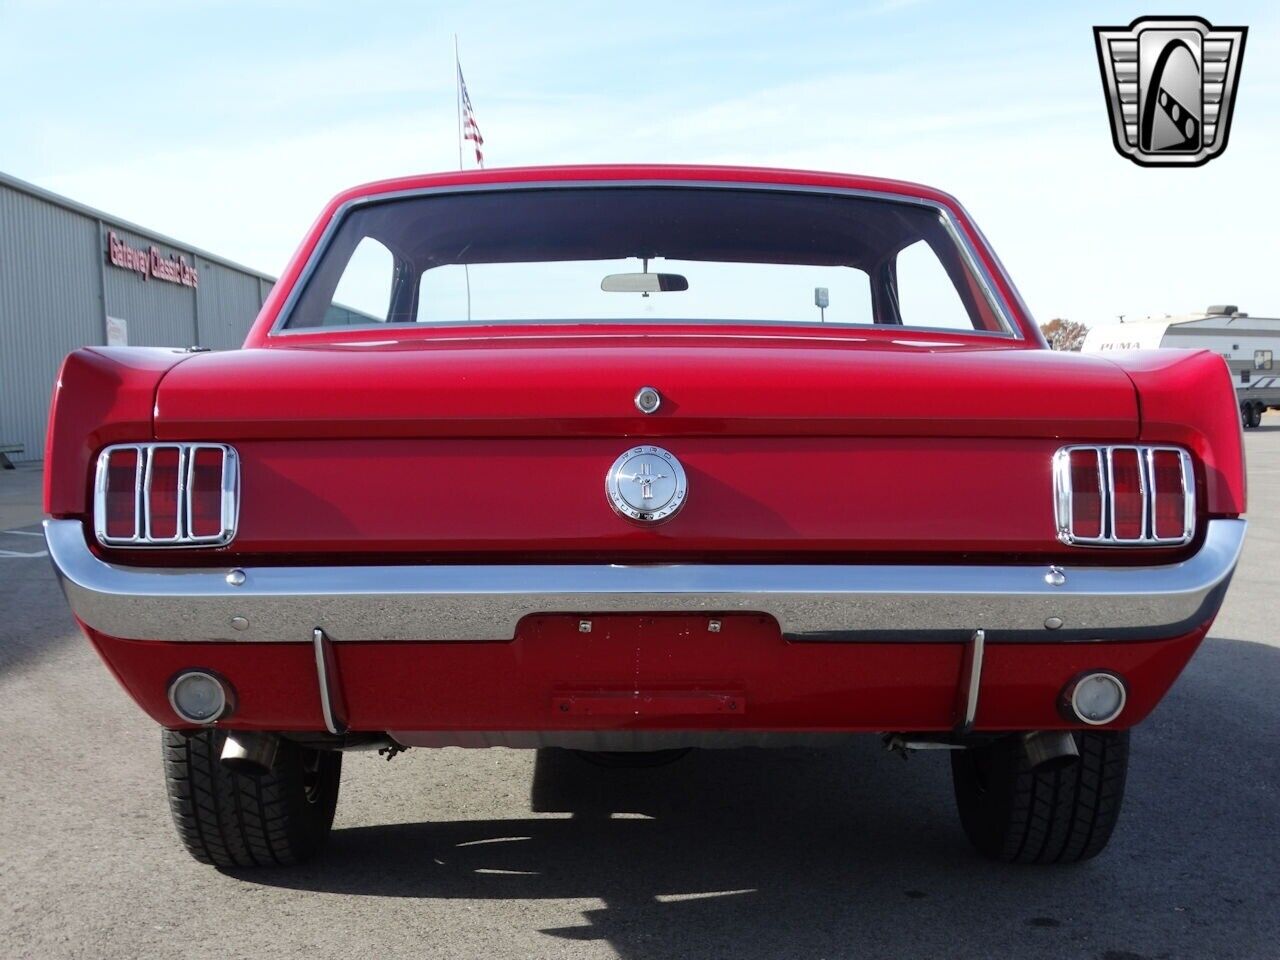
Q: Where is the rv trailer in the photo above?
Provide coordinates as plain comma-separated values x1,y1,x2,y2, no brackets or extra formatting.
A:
1082,305,1280,428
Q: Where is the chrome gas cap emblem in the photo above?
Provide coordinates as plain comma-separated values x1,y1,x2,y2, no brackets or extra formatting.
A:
606,446,687,523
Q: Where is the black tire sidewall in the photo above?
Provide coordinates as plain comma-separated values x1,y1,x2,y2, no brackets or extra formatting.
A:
270,737,343,857
163,729,342,867
951,730,1130,864
951,736,1023,860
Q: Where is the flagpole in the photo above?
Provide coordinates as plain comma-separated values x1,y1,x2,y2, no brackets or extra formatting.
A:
454,33,472,322
453,34,464,172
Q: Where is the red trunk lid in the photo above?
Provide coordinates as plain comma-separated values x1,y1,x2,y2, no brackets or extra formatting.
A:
155,334,1136,440
147,333,1139,561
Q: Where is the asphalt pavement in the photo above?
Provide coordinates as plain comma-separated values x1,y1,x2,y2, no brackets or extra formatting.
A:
1,422,1277,960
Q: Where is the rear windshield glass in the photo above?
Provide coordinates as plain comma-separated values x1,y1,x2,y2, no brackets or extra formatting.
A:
280,187,1008,335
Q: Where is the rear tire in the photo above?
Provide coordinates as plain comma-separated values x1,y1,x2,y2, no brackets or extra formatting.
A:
951,730,1128,864
163,729,341,867
1248,403,1263,428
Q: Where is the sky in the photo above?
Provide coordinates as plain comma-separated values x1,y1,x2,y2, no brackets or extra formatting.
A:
1,0,1276,327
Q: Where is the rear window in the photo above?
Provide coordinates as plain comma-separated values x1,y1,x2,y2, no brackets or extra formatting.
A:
280,187,1008,335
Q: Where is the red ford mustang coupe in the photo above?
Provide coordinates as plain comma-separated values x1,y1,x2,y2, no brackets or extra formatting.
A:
44,165,1246,867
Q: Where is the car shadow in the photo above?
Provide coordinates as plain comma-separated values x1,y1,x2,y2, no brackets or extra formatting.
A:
0,535,80,676
232,634,1280,960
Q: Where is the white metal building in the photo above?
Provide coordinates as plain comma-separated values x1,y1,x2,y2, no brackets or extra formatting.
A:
0,171,275,463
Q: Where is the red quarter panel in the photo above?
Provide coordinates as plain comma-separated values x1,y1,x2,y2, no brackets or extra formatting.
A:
1101,349,1246,516
43,348,192,517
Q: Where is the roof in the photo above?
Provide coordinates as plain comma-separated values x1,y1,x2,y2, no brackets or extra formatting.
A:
326,164,962,211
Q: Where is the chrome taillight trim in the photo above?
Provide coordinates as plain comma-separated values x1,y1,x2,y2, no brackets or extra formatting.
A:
1053,444,1195,546
143,445,187,543
186,445,241,545
94,443,239,548
1147,447,1197,543
1053,447,1106,544
1106,446,1148,544
92,444,145,543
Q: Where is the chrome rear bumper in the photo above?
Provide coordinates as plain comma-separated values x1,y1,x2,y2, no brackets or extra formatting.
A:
45,518,1245,644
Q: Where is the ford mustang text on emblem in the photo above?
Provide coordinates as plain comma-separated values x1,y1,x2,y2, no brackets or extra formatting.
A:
42,165,1246,869
606,445,687,522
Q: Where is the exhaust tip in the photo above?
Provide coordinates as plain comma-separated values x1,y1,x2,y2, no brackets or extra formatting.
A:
1064,672,1127,726
167,670,231,725
220,732,279,777
1021,730,1080,772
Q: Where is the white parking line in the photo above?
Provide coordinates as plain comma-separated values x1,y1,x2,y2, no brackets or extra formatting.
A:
0,529,47,557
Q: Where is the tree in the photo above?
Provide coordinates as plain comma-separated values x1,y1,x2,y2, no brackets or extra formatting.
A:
1040,318,1089,351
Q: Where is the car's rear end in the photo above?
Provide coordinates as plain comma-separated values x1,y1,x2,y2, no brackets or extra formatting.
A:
43,166,1247,866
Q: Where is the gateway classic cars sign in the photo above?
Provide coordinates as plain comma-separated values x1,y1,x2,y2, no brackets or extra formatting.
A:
106,230,199,288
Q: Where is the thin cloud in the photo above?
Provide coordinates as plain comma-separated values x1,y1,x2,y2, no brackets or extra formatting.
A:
8,0,1280,324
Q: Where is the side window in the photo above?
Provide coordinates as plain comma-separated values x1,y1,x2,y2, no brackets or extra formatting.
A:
418,264,474,324
812,270,874,326
893,240,974,330
1255,349,1273,371
327,237,394,325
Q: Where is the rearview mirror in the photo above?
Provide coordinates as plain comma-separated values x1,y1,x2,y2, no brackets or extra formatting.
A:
601,272,689,293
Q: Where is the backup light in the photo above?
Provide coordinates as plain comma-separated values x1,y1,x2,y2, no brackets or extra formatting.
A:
94,443,238,547
168,670,231,724
1065,672,1127,726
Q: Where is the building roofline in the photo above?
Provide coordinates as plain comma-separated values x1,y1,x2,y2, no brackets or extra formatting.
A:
1162,315,1280,326
0,168,277,284
1112,313,1280,326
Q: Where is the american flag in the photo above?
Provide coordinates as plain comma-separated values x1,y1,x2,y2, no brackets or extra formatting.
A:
457,62,485,168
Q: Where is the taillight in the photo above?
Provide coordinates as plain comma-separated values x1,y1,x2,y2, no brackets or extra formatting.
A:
94,443,238,547
101,447,141,541
145,446,183,540
1109,448,1145,541
1054,445,1194,545
1067,449,1103,539
188,447,230,539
